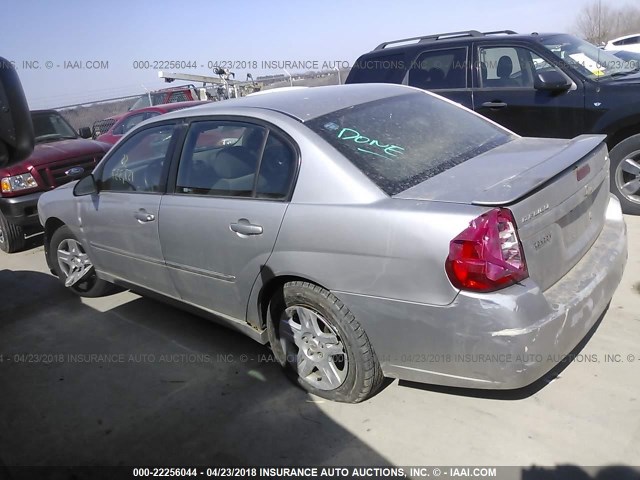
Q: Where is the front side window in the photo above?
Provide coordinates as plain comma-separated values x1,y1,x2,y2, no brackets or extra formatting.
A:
306,92,514,196
407,48,467,89
479,46,567,88
99,124,174,193
479,46,532,88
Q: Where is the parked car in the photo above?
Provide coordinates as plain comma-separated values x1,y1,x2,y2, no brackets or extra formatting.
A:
610,49,640,71
346,30,640,214
0,110,111,252
605,33,640,54
94,101,208,145
37,84,627,403
92,87,207,139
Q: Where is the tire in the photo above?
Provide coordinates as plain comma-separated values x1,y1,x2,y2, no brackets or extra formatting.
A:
266,281,384,403
0,211,25,253
48,225,118,297
610,134,640,215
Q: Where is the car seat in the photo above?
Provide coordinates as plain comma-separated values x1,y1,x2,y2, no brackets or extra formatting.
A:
211,146,258,193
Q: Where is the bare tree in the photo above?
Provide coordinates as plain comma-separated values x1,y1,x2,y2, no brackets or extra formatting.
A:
616,4,640,38
574,1,640,45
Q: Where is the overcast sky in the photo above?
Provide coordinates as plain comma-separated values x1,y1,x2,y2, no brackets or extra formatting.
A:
2,0,630,109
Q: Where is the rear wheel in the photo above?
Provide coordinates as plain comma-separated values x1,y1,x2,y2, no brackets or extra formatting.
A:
0,211,25,253
266,281,383,403
611,134,640,215
49,225,118,297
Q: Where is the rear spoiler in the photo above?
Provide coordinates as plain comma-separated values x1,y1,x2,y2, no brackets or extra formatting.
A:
472,135,607,206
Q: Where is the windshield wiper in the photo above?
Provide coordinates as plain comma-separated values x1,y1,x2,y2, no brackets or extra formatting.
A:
608,69,638,78
34,133,76,144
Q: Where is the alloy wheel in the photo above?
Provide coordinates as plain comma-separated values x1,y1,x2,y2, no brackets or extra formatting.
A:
615,149,640,205
57,238,94,287
279,306,348,390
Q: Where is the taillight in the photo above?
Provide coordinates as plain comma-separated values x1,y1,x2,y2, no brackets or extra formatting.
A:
445,208,528,292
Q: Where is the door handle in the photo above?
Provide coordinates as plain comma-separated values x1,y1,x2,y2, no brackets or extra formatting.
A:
481,101,508,109
134,209,156,223
230,218,263,236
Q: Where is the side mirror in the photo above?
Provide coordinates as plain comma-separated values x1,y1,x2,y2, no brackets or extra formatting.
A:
0,57,34,168
73,174,98,196
78,127,92,139
534,70,572,92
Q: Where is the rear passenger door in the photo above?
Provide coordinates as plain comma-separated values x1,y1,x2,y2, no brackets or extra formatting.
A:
158,119,297,322
403,47,473,108
472,43,584,138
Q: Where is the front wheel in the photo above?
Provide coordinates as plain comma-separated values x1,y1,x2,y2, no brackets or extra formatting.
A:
610,134,640,215
266,281,383,403
49,225,118,297
0,211,25,253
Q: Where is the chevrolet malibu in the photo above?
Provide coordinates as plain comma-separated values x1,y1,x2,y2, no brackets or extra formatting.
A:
37,84,627,403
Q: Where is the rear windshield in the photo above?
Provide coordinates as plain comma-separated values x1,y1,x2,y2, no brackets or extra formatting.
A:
306,92,514,195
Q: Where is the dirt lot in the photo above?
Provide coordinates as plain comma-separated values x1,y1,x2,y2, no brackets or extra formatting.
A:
1,216,639,474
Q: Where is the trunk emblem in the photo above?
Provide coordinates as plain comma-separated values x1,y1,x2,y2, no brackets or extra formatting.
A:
65,167,85,177
533,233,552,250
521,204,549,224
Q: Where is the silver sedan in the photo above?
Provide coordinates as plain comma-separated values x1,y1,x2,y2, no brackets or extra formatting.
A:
37,84,627,403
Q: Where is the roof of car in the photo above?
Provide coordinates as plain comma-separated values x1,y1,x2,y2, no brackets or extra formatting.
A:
157,83,414,122
364,31,565,54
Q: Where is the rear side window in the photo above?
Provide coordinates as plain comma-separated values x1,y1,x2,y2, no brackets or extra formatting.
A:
407,48,468,89
346,53,408,84
256,135,296,199
614,36,640,46
176,121,266,197
174,121,296,199
306,92,514,196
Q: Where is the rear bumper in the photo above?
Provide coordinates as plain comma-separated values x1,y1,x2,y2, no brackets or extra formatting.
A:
0,191,43,227
334,194,627,389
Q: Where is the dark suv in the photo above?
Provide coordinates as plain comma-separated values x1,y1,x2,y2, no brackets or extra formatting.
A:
0,110,110,252
347,30,640,214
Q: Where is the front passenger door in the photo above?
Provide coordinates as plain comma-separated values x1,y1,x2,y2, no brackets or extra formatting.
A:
472,45,584,138
79,123,180,296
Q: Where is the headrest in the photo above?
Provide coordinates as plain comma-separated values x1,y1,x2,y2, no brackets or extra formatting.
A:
497,56,513,78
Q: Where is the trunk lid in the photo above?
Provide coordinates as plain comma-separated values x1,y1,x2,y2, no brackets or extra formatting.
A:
396,135,610,291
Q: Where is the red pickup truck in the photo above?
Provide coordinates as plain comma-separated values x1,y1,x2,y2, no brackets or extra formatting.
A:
0,109,111,253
